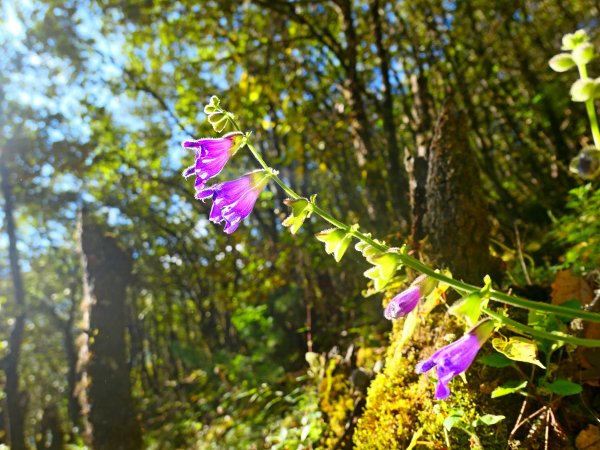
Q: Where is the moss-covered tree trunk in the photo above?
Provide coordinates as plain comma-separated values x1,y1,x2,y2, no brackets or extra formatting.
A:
354,99,505,449
78,214,142,450
421,99,499,282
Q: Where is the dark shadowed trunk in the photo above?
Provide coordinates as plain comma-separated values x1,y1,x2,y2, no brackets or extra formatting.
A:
406,73,435,245
0,155,27,450
35,404,64,450
422,99,500,283
77,213,142,450
65,289,84,432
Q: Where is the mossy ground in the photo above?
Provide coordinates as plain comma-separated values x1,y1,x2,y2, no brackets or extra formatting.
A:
354,312,519,449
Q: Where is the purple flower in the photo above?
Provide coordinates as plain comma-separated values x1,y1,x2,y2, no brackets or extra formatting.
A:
384,275,435,320
182,131,245,190
196,171,269,234
384,286,421,320
415,319,495,400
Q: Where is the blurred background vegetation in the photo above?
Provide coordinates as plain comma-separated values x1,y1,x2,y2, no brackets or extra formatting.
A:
1,0,600,448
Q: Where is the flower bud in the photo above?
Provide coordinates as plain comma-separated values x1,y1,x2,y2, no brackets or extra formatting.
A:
549,53,576,72
316,228,353,262
384,275,436,320
562,29,589,51
570,79,595,102
282,198,312,234
572,43,595,65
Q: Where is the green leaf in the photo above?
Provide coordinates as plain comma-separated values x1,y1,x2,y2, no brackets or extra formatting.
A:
478,352,514,368
481,275,492,296
543,378,582,396
443,410,464,431
399,308,419,348
491,380,527,398
478,414,506,425
492,336,545,368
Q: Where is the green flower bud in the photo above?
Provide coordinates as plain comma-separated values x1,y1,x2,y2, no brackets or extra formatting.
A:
570,79,595,102
207,112,228,132
204,96,221,114
449,293,484,326
363,252,401,291
572,43,595,65
316,228,353,262
548,53,576,72
282,198,313,234
561,29,589,51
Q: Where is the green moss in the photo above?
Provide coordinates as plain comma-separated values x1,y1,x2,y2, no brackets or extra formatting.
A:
319,358,355,448
354,313,517,449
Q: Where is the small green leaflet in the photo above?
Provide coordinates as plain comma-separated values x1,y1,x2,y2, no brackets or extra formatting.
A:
491,380,528,398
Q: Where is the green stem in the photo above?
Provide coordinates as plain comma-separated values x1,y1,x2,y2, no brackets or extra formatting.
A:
230,116,600,324
576,64,600,148
482,307,600,347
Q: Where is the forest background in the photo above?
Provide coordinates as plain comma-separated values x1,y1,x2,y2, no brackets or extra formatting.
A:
1,0,600,449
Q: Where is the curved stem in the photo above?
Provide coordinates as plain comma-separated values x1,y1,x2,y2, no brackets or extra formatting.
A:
229,116,600,324
482,307,600,347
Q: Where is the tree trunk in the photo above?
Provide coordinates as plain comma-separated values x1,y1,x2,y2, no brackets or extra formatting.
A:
0,155,28,450
422,98,500,283
406,73,435,245
355,98,503,448
64,290,84,432
77,212,142,450
370,0,409,221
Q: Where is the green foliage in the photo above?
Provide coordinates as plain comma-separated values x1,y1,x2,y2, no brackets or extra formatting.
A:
478,352,514,368
540,378,583,396
3,0,600,448
553,183,600,272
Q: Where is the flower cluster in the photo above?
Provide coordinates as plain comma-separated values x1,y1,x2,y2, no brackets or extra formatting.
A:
182,131,268,234
384,276,494,398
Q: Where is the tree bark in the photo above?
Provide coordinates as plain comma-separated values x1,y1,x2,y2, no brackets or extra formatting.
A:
77,212,142,450
406,72,435,245
0,155,28,450
422,99,500,283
